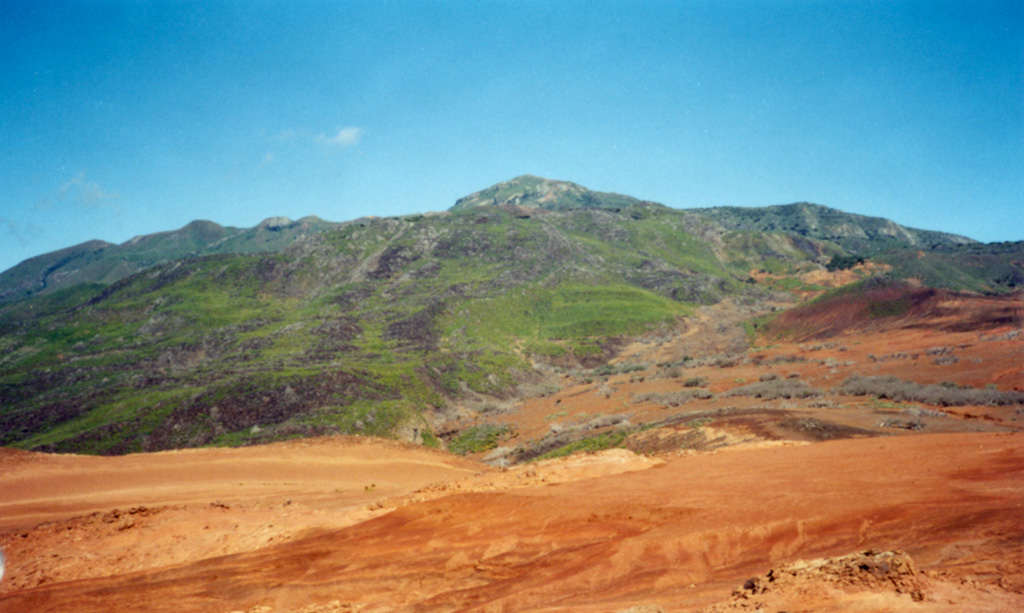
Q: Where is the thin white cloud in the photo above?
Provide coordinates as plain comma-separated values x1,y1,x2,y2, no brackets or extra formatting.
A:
57,172,84,199
55,172,120,209
315,126,363,149
263,125,363,165
1,216,30,246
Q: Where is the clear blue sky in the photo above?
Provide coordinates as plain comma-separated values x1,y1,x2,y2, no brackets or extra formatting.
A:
2,0,1022,273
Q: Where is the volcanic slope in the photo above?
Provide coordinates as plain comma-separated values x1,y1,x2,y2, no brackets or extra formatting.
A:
444,282,1022,468
3,176,1021,458
2,283,1023,611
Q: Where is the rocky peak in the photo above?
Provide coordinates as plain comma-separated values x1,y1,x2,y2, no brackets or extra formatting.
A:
258,217,293,230
451,175,641,212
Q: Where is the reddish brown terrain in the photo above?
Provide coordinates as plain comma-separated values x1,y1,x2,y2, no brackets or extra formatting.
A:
2,291,1023,612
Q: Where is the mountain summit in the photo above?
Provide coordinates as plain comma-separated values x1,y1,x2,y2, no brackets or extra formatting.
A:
450,175,643,212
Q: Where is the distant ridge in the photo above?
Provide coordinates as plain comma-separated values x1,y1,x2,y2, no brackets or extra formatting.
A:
0,175,991,304
693,202,975,255
0,216,335,302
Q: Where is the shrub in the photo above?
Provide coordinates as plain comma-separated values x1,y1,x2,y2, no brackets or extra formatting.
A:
878,418,925,431
840,375,1024,407
662,367,683,379
707,354,741,368
683,376,709,388
826,254,865,271
771,354,807,364
634,389,713,407
591,362,648,377
724,379,822,400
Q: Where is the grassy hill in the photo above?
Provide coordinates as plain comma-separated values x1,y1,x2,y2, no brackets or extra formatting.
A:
1,177,1019,455
0,216,335,303
695,202,975,255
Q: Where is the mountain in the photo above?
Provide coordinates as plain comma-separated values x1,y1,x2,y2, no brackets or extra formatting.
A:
0,176,1020,456
0,216,335,303
450,175,643,211
693,202,975,255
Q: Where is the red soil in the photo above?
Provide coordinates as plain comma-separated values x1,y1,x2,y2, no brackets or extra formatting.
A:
2,291,1023,612
2,433,1023,612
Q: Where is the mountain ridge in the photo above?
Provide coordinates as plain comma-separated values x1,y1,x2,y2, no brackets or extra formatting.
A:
694,201,975,255
1,176,1020,456
1,176,984,304
0,216,335,302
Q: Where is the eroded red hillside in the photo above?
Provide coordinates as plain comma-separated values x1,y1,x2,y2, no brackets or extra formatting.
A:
1,433,1022,612
2,290,1023,612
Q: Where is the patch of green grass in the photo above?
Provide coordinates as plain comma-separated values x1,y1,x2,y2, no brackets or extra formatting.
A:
419,428,441,448
541,284,687,339
537,430,628,460
298,399,416,438
448,282,688,360
526,340,567,357
14,387,198,451
448,424,513,455
687,417,712,429
743,312,777,344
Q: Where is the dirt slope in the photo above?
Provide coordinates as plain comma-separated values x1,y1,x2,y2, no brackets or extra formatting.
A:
0,437,485,593
2,291,1022,612
2,433,1022,612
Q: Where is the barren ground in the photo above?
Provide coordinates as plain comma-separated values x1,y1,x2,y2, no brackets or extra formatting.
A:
2,292,1022,612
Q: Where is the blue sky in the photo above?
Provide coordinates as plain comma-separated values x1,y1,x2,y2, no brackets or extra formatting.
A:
1,0,1022,274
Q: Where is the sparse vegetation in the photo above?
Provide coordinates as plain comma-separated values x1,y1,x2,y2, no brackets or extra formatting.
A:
536,430,628,460
1,176,1018,456
683,376,709,388
447,424,514,455
826,254,866,271
724,379,822,400
840,376,1024,407
634,390,713,407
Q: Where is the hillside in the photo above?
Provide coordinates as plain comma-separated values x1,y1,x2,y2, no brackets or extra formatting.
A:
0,216,334,303
2,176,1024,611
0,176,1021,457
694,202,975,255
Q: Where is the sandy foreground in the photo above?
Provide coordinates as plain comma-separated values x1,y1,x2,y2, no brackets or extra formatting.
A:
1,432,1022,612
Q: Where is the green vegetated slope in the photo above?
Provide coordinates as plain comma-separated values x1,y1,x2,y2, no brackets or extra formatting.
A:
0,216,335,303
876,241,1024,294
695,202,974,255
1,176,1019,455
0,201,755,454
